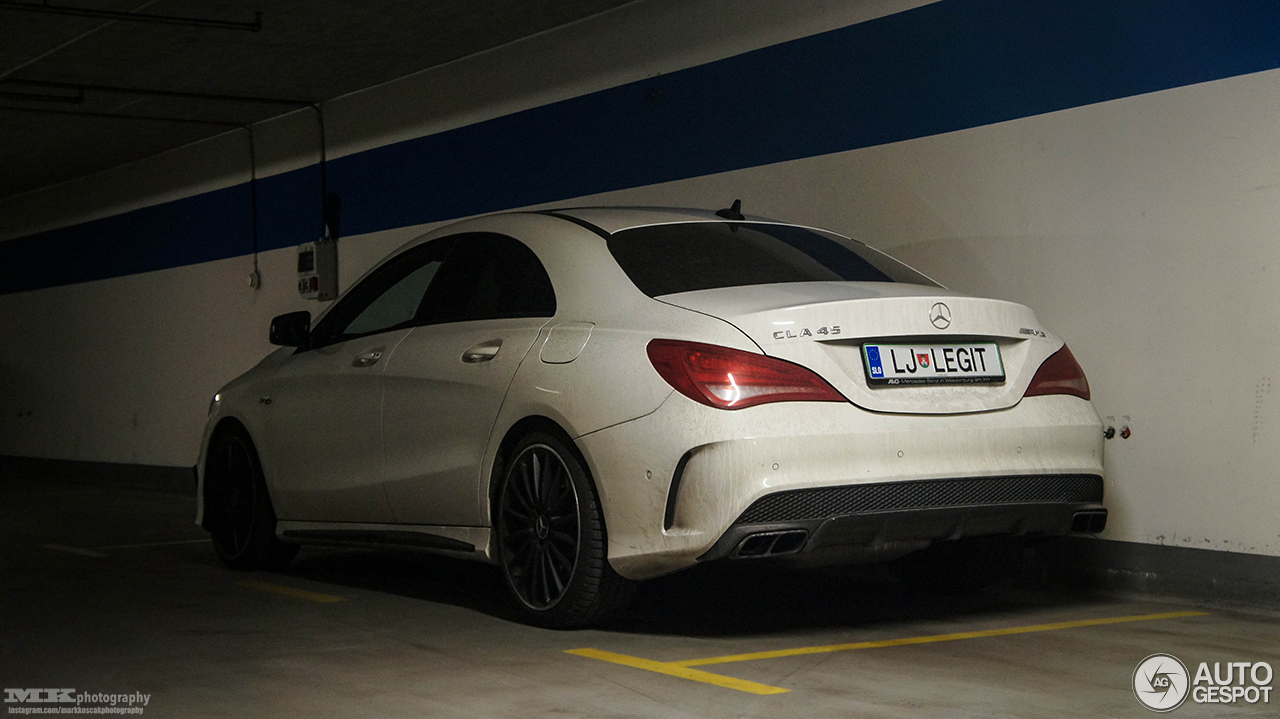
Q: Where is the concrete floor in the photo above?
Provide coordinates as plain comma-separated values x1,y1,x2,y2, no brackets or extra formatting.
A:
3,474,1277,718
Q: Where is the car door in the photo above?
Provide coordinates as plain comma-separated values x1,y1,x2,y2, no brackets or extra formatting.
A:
266,241,450,523
381,233,557,527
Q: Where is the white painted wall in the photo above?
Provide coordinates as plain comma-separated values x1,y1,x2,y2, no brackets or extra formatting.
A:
2,0,1276,557
559,69,1280,557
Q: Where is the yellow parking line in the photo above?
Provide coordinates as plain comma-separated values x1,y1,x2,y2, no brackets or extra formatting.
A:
41,543,107,558
568,610,1208,695
565,648,789,695
239,579,346,603
673,610,1210,667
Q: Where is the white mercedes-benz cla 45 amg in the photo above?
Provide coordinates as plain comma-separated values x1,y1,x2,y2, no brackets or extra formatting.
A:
198,205,1106,627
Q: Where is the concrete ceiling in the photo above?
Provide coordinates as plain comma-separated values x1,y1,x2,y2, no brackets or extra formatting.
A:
0,0,635,200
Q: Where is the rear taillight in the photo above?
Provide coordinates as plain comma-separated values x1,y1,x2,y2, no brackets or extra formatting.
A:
647,339,846,410
1025,345,1090,400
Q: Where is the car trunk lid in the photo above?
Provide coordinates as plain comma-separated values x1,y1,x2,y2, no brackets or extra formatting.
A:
658,281,1060,414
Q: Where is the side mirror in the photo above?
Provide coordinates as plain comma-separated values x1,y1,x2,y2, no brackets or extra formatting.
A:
269,311,311,347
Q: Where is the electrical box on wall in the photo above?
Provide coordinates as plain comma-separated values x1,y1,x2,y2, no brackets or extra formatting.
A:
297,191,342,301
297,240,338,301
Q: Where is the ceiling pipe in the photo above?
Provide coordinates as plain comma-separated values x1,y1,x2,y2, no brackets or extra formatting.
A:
0,104,244,126
312,103,339,243
0,87,83,104
1,78,310,107
0,2,261,31
243,123,261,290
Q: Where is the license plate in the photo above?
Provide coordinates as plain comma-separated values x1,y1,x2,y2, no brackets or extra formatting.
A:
863,343,1005,386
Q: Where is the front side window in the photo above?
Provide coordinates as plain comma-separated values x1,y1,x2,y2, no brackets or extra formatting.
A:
308,233,556,348
310,239,454,347
606,222,937,297
343,260,441,336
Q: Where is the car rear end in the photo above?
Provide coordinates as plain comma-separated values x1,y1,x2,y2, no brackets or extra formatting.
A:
562,213,1105,580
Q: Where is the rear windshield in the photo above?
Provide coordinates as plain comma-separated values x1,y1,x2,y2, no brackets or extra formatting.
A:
606,221,937,297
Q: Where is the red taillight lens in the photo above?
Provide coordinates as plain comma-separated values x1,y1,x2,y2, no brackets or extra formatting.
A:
1025,345,1090,400
647,339,846,410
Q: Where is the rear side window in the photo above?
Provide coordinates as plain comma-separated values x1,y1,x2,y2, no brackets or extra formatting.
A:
607,222,936,297
420,233,556,323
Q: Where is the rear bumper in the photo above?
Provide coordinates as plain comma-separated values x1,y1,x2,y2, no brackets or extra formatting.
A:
576,393,1105,581
700,487,1107,564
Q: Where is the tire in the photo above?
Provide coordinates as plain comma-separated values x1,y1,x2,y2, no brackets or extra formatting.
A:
890,536,1021,593
494,432,634,628
204,427,298,571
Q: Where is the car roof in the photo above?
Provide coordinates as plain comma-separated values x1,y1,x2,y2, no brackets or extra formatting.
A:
546,206,779,235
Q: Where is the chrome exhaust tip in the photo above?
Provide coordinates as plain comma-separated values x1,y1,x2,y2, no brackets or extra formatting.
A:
733,529,809,558
1070,510,1108,534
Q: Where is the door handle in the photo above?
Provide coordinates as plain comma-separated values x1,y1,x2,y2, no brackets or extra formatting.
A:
351,350,383,368
461,340,502,363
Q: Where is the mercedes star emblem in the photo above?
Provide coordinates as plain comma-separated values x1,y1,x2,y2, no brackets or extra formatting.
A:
929,302,952,330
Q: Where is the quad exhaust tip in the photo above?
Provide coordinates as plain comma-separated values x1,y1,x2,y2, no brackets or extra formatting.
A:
1071,510,1108,534
734,529,809,558
731,511,1104,558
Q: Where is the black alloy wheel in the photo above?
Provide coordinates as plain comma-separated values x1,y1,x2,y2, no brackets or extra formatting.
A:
210,434,256,557
496,432,632,627
205,427,297,571
500,442,580,610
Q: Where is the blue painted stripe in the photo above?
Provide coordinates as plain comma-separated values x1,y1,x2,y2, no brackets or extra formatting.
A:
4,0,1280,294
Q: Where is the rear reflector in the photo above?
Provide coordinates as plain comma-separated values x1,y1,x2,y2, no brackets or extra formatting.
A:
1025,344,1090,400
647,339,846,410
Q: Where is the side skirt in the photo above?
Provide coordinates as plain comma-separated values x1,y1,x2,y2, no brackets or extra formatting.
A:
275,520,493,562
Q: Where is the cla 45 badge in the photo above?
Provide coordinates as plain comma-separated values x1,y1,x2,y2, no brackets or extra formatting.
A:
773,325,841,340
